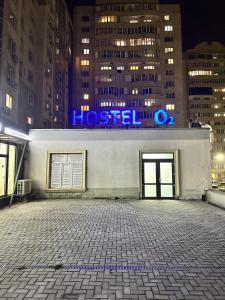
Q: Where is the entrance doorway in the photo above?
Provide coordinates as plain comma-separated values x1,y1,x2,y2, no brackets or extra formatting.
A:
141,153,176,199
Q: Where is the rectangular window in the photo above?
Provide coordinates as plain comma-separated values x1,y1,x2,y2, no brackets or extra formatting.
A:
0,143,16,197
165,25,173,31
83,93,89,100
166,104,175,110
7,64,16,86
144,65,155,70
130,65,139,70
81,38,89,44
81,59,89,66
49,152,86,190
81,16,90,22
83,49,89,55
164,15,171,20
165,47,173,53
5,93,13,109
81,105,89,111
166,59,174,64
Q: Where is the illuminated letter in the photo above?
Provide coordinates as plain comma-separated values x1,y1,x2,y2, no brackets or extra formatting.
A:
86,110,98,125
99,111,109,125
72,110,84,125
122,110,131,125
132,110,141,125
154,109,168,125
110,110,120,125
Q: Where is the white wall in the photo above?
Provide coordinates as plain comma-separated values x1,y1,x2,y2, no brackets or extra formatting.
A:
28,129,211,200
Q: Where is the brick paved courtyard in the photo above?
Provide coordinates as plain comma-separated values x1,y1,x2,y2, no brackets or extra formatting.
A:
0,199,225,300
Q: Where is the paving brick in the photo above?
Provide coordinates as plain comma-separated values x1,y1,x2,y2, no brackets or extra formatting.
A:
0,199,224,299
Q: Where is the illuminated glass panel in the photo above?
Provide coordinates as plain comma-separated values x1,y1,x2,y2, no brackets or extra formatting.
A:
81,105,89,111
0,157,6,196
166,104,175,110
81,59,89,66
7,145,16,195
164,15,170,20
81,38,89,44
6,94,13,109
83,93,89,100
83,49,89,54
165,25,173,31
165,47,173,53
142,153,173,159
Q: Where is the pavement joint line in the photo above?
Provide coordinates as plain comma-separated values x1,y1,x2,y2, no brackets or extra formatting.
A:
0,264,225,272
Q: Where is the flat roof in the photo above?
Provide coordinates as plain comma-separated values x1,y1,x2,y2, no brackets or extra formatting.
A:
29,128,210,141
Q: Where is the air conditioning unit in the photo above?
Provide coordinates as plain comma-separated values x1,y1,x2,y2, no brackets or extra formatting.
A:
17,179,32,196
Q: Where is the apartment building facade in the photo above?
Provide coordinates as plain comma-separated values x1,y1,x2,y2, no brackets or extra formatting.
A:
0,0,72,205
186,41,225,180
0,0,72,132
73,0,186,128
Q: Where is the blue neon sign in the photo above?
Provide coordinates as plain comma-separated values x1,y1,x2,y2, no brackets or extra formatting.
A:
72,109,175,126
72,110,141,126
154,109,175,125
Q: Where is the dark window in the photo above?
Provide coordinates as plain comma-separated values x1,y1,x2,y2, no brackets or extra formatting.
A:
81,16,90,22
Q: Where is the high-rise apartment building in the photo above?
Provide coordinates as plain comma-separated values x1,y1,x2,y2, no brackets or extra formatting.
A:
73,0,186,128
186,41,225,180
0,0,72,132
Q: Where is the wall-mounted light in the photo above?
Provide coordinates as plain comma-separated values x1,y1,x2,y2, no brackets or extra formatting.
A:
4,127,29,141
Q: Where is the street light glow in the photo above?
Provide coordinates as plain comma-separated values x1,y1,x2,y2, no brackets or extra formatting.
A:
214,152,225,162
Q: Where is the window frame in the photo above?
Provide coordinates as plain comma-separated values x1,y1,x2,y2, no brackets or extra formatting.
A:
0,142,17,198
46,150,87,192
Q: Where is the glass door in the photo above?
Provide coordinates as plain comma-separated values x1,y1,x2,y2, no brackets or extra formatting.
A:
142,153,175,199
160,162,174,198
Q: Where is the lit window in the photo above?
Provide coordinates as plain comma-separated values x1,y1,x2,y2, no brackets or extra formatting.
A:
132,89,138,95
81,105,89,111
145,99,156,107
55,105,59,111
130,65,139,70
98,16,117,23
81,59,89,66
9,13,16,29
100,65,112,70
165,47,174,53
165,25,173,31
81,38,89,44
166,104,175,110
167,59,174,64
144,65,155,70
117,66,124,70
54,116,57,123
164,15,171,21
130,20,138,23
114,39,126,46
83,49,89,55
27,116,33,125
144,19,152,23
83,93,89,100
188,70,213,76
5,94,13,109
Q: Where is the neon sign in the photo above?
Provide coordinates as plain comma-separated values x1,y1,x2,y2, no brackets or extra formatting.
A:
72,109,175,126
154,109,175,125
72,110,141,126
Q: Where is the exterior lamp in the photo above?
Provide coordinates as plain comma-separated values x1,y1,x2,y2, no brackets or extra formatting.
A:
4,127,29,141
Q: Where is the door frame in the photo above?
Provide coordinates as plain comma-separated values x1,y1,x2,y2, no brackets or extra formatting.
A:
139,150,180,199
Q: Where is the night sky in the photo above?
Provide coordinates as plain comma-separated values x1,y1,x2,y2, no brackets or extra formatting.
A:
66,0,225,51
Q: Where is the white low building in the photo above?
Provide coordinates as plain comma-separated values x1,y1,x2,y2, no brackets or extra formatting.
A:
28,128,211,200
